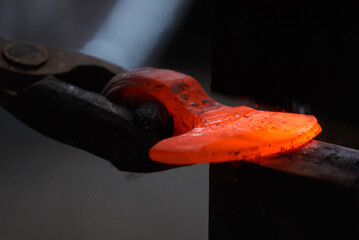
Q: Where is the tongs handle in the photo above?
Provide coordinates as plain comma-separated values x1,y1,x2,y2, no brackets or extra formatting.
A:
1,76,173,172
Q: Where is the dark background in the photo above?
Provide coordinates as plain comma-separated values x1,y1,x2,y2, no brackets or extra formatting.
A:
210,2,359,238
212,0,359,149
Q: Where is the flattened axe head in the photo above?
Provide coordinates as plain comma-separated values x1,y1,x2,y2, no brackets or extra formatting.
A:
102,68,321,165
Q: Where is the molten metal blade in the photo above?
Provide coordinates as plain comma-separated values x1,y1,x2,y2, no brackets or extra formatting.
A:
103,68,321,165
150,108,321,164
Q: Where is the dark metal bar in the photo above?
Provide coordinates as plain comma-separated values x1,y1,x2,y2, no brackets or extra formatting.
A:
236,140,359,188
2,76,174,172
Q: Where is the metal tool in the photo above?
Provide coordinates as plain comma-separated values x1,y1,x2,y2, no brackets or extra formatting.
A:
0,35,174,173
101,68,359,188
1,36,359,189
102,68,321,164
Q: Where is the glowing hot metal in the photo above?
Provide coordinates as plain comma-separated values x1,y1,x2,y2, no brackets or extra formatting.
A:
103,68,322,165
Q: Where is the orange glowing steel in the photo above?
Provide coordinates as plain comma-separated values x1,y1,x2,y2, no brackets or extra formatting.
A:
102,68,322,165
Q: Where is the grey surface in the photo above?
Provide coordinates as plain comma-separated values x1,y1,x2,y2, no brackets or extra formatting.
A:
0,0,209,239
0,0,193,69
0,108,208,240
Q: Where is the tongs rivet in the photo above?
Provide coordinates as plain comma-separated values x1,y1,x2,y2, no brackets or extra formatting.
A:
3,42,48,67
